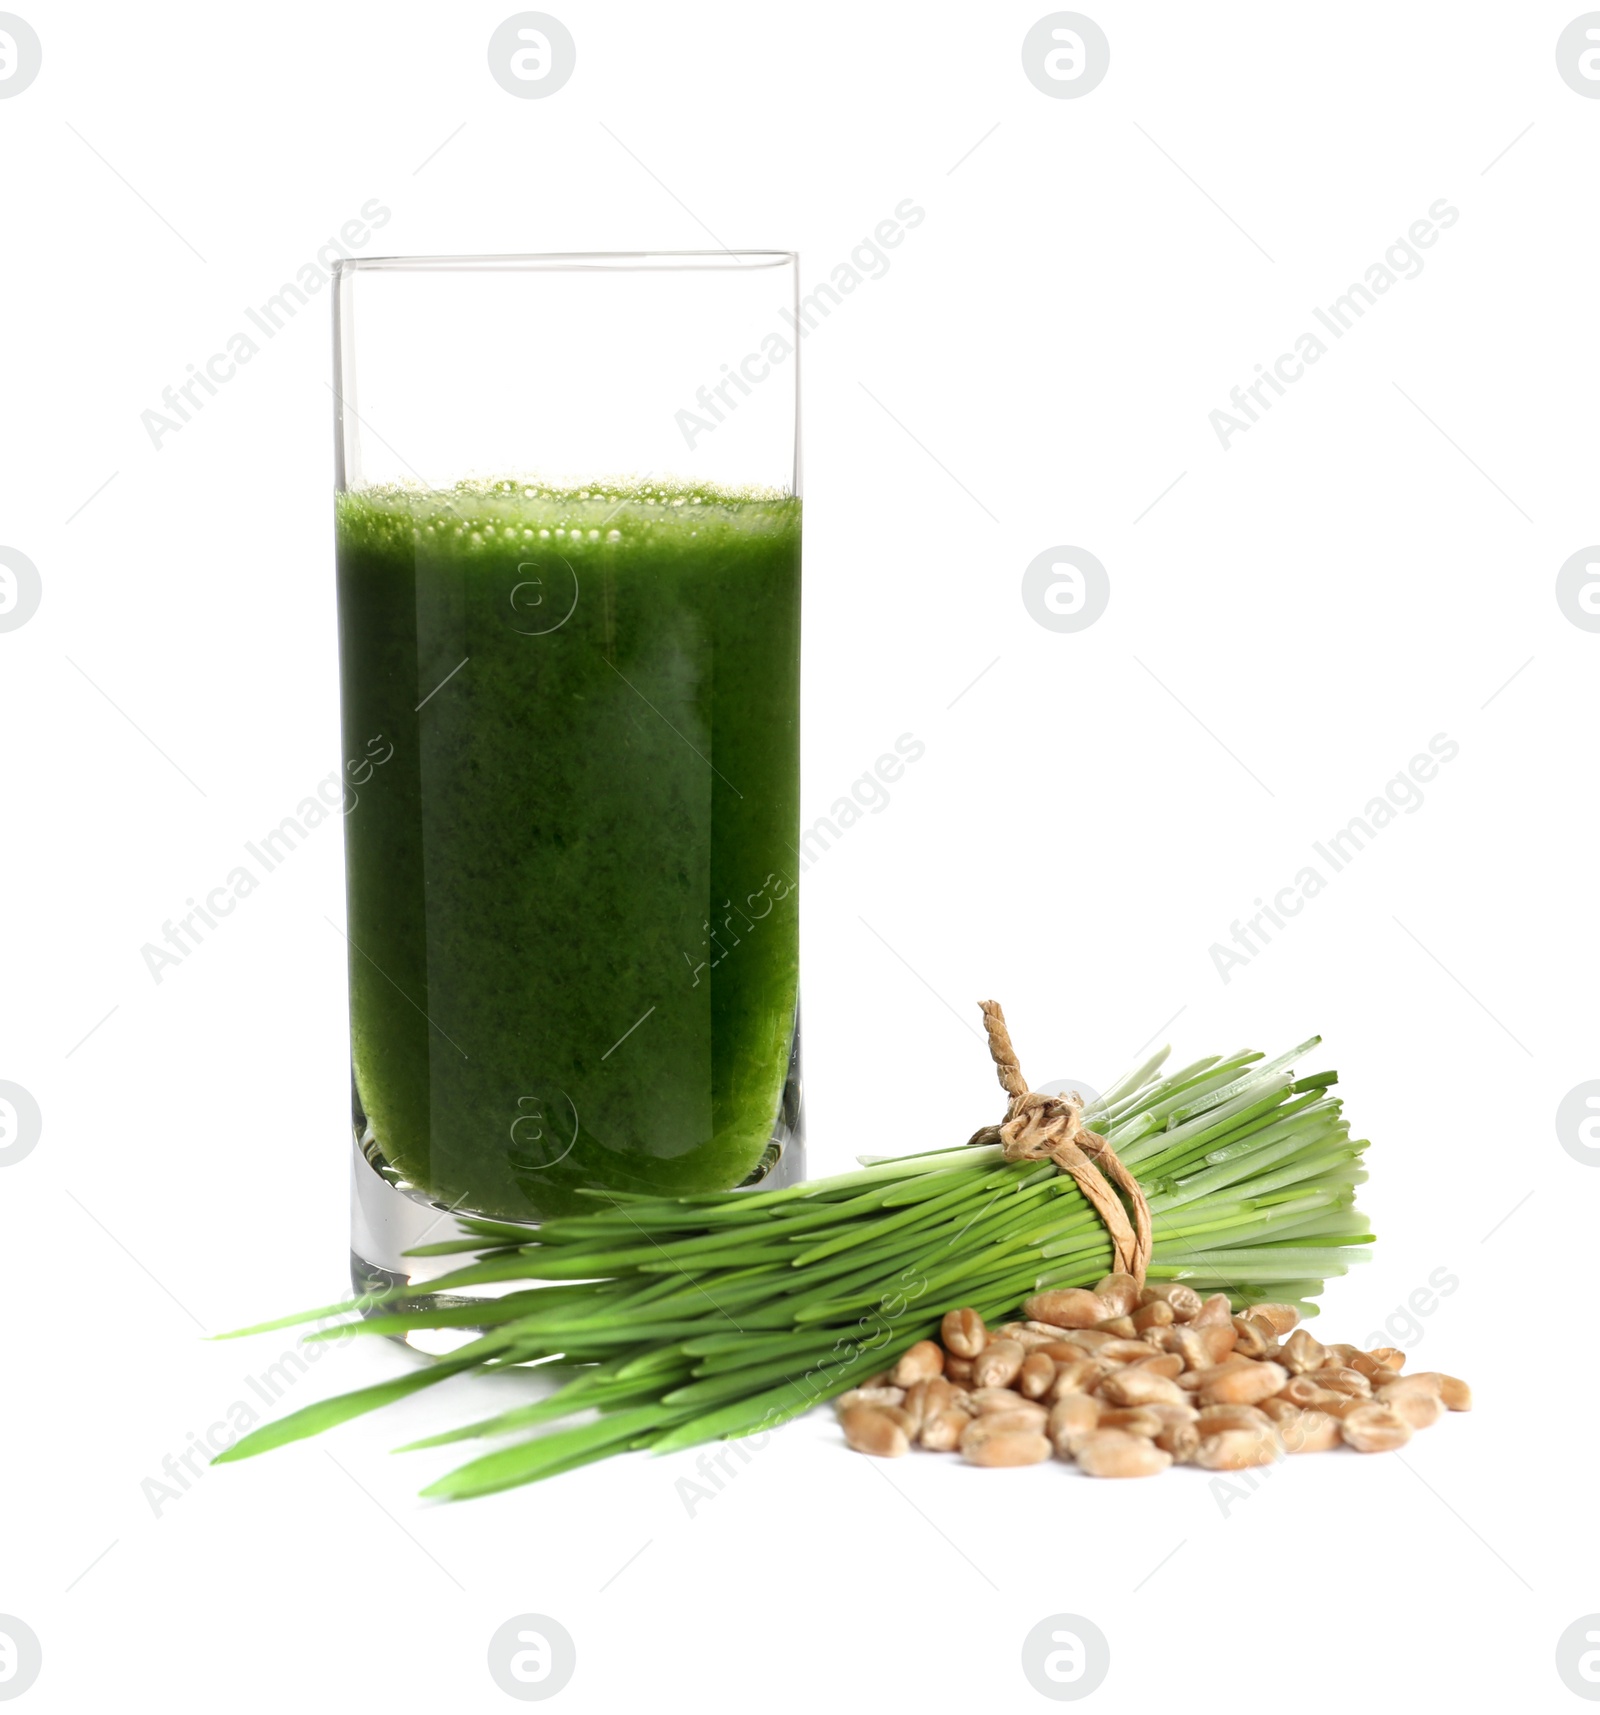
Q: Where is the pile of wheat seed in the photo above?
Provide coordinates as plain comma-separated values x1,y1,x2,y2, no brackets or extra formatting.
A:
835,1275,1470,1476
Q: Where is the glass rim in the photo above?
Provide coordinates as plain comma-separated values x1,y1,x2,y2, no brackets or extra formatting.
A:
334,250,797,274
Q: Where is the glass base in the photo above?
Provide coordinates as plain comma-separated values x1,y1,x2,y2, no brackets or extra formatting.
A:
349,1017,805,1350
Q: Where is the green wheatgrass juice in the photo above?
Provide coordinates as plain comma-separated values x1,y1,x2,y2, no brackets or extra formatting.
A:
336,479,800,1221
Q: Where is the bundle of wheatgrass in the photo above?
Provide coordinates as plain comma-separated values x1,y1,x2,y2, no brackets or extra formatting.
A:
216,1012,1372,1499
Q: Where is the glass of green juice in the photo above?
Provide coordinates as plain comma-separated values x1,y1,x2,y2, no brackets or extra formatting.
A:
333,253,803,1306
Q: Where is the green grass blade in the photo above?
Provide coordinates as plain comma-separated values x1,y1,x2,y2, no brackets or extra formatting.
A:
212,1353,484,1464
422,1405,677,1499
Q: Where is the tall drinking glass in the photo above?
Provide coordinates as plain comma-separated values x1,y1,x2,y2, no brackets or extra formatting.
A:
333,254,802,1304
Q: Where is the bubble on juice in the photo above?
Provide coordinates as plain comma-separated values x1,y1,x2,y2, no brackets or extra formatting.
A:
338,475,799,559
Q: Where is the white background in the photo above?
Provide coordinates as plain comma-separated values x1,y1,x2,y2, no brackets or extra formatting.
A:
3,2,1596,1709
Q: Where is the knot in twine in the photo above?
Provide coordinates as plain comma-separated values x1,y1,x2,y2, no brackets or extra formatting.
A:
973,999,1153,1287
